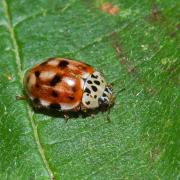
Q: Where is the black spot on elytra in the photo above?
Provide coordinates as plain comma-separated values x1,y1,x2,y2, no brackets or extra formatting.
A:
51,90,58,97
91,74,98,79
91,85,97,92
35,84,40,88
85,88,91,94
35,71,40,77
86,101,90,105
87,80,92,84
72,86,76,92
94,80,100,85
68,96,75,100
49,103,61,110
94,95,97,98
58,60,69,69
50,75,61,86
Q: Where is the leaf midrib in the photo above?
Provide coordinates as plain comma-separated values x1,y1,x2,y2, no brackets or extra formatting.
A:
2,0,54,179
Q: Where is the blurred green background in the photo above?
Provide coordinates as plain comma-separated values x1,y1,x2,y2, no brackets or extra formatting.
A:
0,0,179,179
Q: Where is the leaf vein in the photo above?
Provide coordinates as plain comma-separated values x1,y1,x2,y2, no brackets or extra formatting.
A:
2,0,54,179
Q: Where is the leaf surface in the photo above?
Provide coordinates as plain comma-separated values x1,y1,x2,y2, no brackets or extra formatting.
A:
0,0,179,179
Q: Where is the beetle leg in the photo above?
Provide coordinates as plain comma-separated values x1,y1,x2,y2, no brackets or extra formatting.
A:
16,95,27,100
64,114,70,122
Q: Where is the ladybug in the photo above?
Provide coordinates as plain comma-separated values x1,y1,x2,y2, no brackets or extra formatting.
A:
24,58,114,114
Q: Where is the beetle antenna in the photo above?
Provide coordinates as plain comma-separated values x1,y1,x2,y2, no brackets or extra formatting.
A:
117,87,126,95
107,107,111,123
106,87,125,122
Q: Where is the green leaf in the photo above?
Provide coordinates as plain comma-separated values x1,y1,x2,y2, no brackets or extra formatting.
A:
0,0,179,179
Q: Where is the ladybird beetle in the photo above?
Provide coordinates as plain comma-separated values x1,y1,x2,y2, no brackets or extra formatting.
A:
24,58,114,113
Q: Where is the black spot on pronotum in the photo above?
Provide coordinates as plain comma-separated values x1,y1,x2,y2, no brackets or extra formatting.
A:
68,96,75,100
51,90,58,97
58,60,69,69
87,80,93,84
35,71,40,77
86,101,90,105
91,74,98,79
91,85,97,92
50,74,61,86
49,103,61,110
94,80,100,85
85,88,91,94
